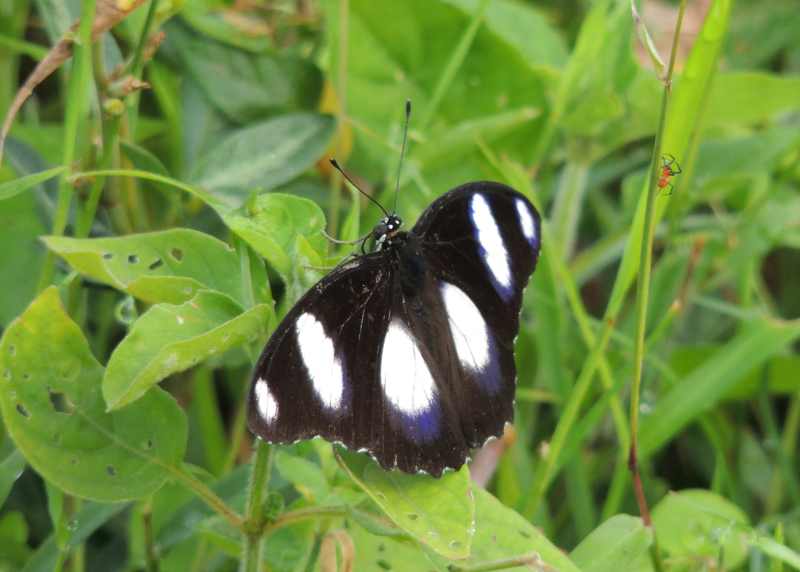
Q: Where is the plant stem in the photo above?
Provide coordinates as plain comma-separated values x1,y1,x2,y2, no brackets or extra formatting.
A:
37,0,96,290
142,497,159,572
240,439,273,572
127,0,158,138
628,0,687,528
170,466,244,528
328,0,349,233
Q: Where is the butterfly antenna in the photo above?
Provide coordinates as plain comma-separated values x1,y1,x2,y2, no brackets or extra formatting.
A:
330,158,389,217
392,100,412,214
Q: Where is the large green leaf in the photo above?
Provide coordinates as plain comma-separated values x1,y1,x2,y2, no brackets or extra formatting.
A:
348,487,581,571
339,451,474,560
570,515,652,572
42,229,255,306
222,192,327,283
189,113,335,197
0,288,187,501
165,19,323,123
103,291,272,410
652,490,749,569
323,0,549,175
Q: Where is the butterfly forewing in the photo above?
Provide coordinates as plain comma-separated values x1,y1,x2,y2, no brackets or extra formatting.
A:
248,181,541,476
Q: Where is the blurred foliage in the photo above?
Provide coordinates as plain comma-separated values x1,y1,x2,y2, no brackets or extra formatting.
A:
1,0,799,570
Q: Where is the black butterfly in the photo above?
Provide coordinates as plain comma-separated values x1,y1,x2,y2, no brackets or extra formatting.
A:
247,108,541,476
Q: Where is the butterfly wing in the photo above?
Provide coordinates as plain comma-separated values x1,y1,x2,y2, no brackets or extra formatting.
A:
408,181,542,449
246,252,469,475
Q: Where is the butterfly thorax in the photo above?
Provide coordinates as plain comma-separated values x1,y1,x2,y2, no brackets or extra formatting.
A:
373,214,404,251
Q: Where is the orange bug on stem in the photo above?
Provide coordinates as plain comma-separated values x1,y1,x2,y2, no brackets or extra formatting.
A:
658,154,682,195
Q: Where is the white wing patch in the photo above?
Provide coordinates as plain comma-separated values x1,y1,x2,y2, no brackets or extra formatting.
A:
470,194,512,289
255,377,278,423
381,320,437,415
441,282,490,371
515,197,537,242
296,313,344,410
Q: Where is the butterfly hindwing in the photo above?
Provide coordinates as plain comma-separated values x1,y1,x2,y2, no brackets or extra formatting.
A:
410,181,541,449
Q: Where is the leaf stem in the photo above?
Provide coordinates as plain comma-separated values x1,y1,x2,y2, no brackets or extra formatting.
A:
240,439,273,572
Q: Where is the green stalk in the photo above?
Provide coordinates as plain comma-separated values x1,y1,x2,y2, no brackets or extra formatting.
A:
628,0,687,528
626,4,688,571
328,0,349,234
238,239,274,572
127,0,158,138
37,0,96,290
418,0,490,130
240,440,273,572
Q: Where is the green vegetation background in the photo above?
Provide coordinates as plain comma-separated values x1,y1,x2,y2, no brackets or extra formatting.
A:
0,0,799,570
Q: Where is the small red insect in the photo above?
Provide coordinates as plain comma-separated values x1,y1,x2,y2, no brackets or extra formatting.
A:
658,154,682,195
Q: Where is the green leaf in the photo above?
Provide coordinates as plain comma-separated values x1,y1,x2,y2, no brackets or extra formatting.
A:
639,318,800,457
348,487,582,571
652,490,750,569
274,449,330,502
0,288,187,501
223,192,327,283
0,448,25,507
323,0,549,171
42,229,248,306
165,19,323,123
196,515,315,572
0,166,64,200
338,450,474,560
0,191,47,327
467,488,581,571
570,515,652,572
189,113,335,196
442,0,568,69
21,501,129,572
706,72,800,128
0,510,31,567
103,291,272,410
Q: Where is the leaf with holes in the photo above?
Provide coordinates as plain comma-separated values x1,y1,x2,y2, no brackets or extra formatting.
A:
0,288,187,501
189,113,335,198
338,450,474,560
103,291,272,410
223,193,327,283
42,229,254,306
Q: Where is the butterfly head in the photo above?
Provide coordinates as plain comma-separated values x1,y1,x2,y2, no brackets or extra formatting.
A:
373,214,403,250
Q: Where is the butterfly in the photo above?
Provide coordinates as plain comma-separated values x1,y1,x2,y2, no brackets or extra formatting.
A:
247,104,541,476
